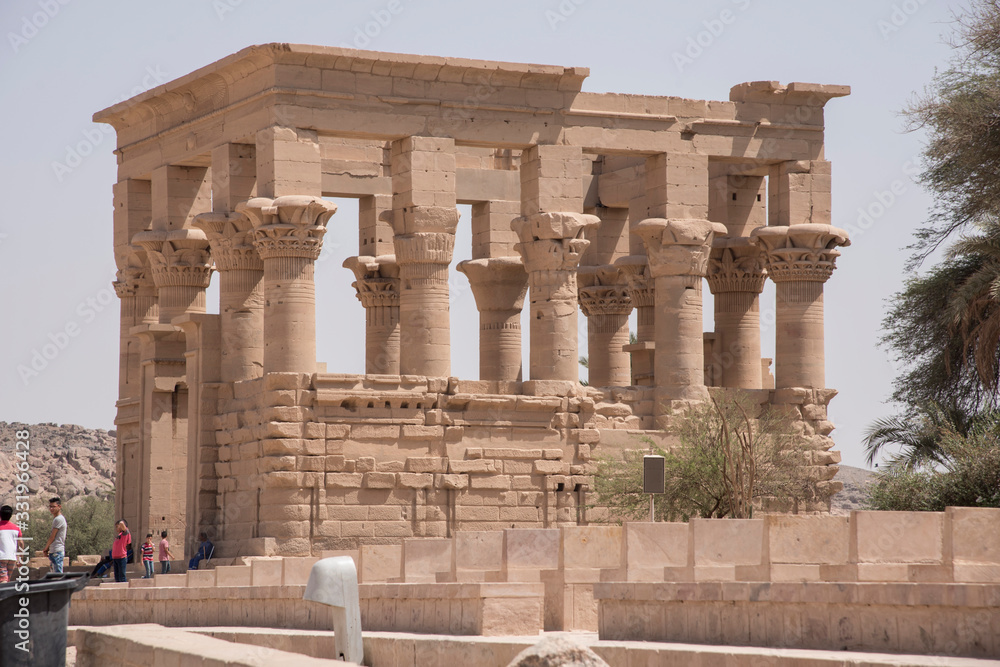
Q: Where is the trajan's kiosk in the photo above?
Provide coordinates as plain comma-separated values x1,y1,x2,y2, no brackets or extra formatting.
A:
97,44,849,558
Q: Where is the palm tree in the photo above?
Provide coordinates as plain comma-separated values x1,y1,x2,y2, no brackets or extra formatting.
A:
863,403,978,469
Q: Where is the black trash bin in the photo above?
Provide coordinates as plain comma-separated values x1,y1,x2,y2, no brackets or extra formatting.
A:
0,572,89,667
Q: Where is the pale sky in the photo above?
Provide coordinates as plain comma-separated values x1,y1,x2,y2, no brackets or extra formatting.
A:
0,0,963,468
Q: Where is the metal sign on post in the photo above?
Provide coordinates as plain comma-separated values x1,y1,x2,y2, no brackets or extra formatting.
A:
643,455,665,521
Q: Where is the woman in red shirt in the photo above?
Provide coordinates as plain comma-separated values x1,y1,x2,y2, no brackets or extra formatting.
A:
111,519,132,583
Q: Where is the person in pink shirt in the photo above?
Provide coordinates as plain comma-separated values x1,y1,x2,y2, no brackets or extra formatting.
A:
159,530,175,574
111,519,132,583
0,505,22,583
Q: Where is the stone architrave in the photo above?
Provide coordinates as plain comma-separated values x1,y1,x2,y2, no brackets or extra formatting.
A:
132,229,214,323
343,255,401,376
193,212,265,382
750,223,850,389
578,266,632,388
706,238,766,389
633,218,727,419
457,257,529,382
512,212,600,382
237,195,338,375
614,255,654,386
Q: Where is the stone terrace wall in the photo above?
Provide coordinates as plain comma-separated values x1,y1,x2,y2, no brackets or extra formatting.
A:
211,372,840,556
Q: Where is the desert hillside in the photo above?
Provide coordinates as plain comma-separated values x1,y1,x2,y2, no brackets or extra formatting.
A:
0,422,116,502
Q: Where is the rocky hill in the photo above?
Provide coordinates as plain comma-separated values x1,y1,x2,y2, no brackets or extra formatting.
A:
830,464,875,515
0,422,116,502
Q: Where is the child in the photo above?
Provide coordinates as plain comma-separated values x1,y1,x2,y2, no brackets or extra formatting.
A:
111,519,131,583
0,505,21,584
159,530,175,574
141,533,155,578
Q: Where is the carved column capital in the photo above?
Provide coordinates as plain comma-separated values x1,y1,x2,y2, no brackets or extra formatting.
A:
750,224,850,283
344,255,400,308
133,229,213,289
632,218,728,281
238,195,337,260
578,265,632,317
707,238,766,294
457,257,528,313
614,256,654,308
193,211,264,272
511,212,599,272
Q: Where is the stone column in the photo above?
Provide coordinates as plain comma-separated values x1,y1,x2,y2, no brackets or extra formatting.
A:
513,213,598,381
750,224,850,389
614,256,654,386
634,219,727,419
515,145,598,382
578,266,632,387
133,229,214,323
706,238,766,389
456,257,528,382
238,195,338,375
391,137,459,378
343,255,401,375
193,212,265,382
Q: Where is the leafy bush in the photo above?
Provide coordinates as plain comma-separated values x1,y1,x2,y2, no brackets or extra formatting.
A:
22,495,116,561
866,417,1000,510
592,389,809,522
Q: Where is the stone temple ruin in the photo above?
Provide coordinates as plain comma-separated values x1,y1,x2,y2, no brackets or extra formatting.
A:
100,44,851,559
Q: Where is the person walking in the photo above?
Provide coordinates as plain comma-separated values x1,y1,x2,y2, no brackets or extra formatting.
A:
42,497,67,574
111,519,132,583
159,530,175,574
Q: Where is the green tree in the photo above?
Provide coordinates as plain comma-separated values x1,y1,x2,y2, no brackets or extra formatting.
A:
592,389,808,522
23,496,116,561
879,1,1000,437
866,413,1000,511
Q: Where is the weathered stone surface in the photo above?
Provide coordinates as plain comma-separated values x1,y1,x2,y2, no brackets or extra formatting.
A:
506,636,609,667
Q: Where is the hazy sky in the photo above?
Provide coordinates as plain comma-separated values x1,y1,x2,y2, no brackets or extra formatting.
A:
0,0,963,468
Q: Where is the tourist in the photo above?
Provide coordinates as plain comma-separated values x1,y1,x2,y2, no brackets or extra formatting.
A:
0,505,22,584
111,519,132,583
42,497,67,574
141,533,155,578
187,532,214,570
159,530,175,574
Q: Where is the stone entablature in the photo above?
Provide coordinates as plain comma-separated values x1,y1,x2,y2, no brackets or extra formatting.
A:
99,45,851,555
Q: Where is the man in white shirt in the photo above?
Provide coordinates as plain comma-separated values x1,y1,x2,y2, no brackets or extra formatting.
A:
42,497,67,574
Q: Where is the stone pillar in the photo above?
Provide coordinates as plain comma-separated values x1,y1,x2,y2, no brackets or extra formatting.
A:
578,266,632,387
514,145,598,382
707,238,766,389
390,136,459,378
513,213,598,381
238,195,338,375
614,256,653,386
133,229,214,323
359,194,394,257
768,160,832,227
193,212,265,382
471,200,520,259
456,257,528,382
750,224,850,389
634,219,727,420
343,255,401,375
